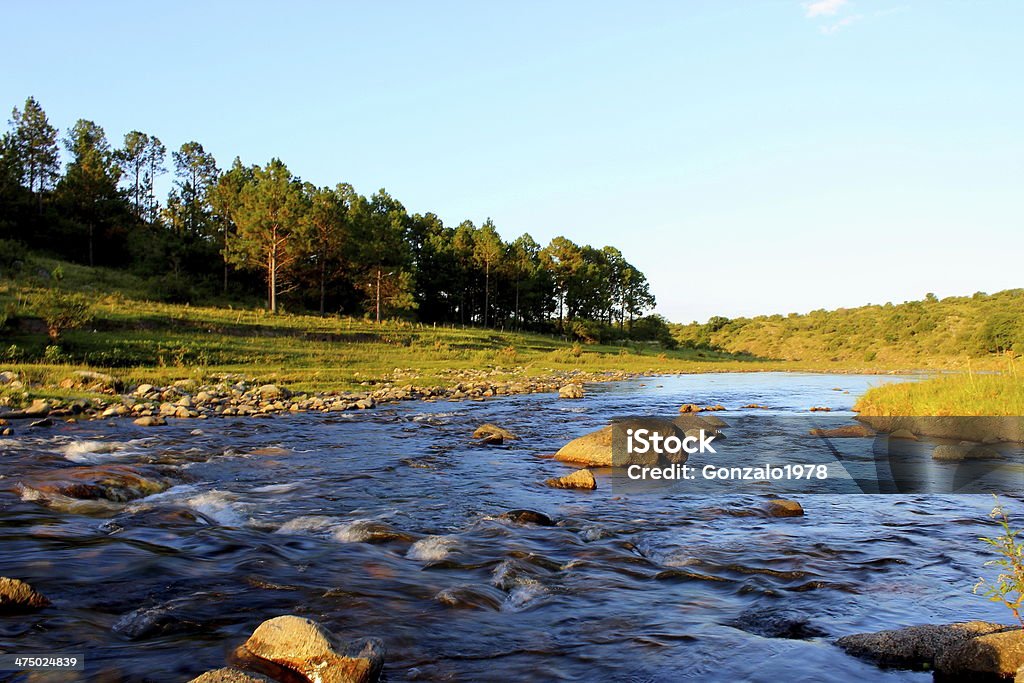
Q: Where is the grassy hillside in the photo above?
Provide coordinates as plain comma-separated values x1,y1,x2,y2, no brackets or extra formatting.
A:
0,258,769,401
671,290,1024,369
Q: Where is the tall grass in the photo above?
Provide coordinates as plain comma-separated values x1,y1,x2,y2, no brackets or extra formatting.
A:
855,360,1024,416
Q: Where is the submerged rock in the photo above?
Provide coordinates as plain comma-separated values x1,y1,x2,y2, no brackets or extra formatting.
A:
545,468,597,490
189,668,274,683
0,577,50,615
19,465,171,503
236,615,384,683
731,608,827,639
500,509,555,526
558,383,584,399
763,499,804,518
434,584,506,610
836,621,1008,669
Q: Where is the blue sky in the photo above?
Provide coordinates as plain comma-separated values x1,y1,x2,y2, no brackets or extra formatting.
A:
3,0,1021,322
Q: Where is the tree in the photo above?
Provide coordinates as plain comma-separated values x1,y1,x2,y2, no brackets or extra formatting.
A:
58,119,123,266
169,141,218,237
353,189,413,322
8,97,60,214
541,236,583,332
208,157,255,293
474,218,503,327
303,183,352,315
226,158,308,313
507,233,540,328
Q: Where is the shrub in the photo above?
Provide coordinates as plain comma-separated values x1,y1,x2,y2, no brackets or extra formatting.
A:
974,496,1024,627
31,291,95,341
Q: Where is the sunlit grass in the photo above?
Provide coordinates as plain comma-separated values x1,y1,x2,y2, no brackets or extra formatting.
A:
855,361,1024,416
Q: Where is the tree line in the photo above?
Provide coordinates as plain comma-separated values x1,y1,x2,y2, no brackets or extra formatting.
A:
0,96,671,344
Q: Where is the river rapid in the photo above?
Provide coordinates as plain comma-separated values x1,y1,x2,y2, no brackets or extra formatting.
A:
1,372,1021,682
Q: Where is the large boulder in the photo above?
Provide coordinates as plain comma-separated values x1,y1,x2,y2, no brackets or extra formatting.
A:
18,465,171,503
237,615,384,683
545,468,597,490
558,384,584,399
555,417,691,467
0,577,50,615
836,621,1007,668
935,628,1024,678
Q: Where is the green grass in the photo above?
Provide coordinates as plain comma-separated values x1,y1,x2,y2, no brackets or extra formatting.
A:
855,362,1024,416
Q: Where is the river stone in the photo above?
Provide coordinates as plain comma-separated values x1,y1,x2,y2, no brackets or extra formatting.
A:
935,627,1024,677
240,615,384,683
134,415,166,427
0,577,50,614
69,370,123,392
473,423,518,441
555,418,687,467
500,509,555,526
679,403,701,413
810,424,875,438
889,429,918,440
134,383,155,396
558,383,584,399
932,444,1003,461
836,621,1007,668
763,499,804,517
189,668,274,683
20,465,171,502
545,468,597,490
258,384,290,400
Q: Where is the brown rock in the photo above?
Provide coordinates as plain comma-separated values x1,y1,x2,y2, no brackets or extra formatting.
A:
473,424,518,441
239,615,384,683
558,383,585,399
545,468,597,490
189,669,274,683
764,499,804,517
810,424,875,438
0,577,50,615
889,429,918,440
936,628,1024,677
134,416,167,427
932,444,1004,461
836,621,1008,668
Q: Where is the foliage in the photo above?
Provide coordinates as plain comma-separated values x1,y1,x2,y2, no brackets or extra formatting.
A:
30,290,94,341
975,497,1024,628
855,363,1024,417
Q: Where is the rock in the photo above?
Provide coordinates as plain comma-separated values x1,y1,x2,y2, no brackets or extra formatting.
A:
763,499,804,518
545,468,597,490
555,418,688,467
0,371,17,384
23,399,51,418
0,577,50,615
69,370,123,392
19,465,172,503
810,424,875,438
679,403,701,413
472,423,518,441
836,621,1008,668
932,444,1003,461
238,615,384,683
936,628,1024,678
742,404,769,409
258,384,290,400
1,427,11,436
434,584,506,610
134,415,167,427
731,608,827,639
189,669,274,683
558,383,584,399
809,406,832,412
889,429,918,440
500,509,555,526
28,417,54,428
134,383,155,396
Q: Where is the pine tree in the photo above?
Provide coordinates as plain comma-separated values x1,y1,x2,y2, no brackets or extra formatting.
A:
9,96,60,214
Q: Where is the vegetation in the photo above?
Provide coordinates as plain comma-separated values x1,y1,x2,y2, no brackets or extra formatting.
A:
975,497,1024,628
672,290,1024,368
0,96,663,344
855,363,1024,417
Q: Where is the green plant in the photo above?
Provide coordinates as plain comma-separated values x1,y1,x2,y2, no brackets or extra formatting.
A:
31,290,94,341
974,496,1024,627
42,344,66,363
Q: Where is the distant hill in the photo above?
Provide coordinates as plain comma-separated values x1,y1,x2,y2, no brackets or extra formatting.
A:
670,290,1024,366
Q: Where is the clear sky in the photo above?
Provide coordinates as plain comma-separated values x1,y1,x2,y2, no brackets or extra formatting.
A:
3,0,1021,323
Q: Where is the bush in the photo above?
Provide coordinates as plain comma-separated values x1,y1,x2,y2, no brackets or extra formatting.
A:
31,290,94,341
974,496,1024,627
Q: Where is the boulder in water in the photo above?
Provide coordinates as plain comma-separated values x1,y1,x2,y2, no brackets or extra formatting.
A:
932,444,1003,461
19,465,171,503
935,627,1024,678
0,577,50,615
545,468,596,490
763,499,804,518
836,621,1008,669
237,615,384,683
134,415,166,427
500,509,555,526
556,417,689,467
558,383,584,399
473,423,518,442
810,424,875,438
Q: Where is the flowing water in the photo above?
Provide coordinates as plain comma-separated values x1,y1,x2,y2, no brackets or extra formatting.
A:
1,373,1021,682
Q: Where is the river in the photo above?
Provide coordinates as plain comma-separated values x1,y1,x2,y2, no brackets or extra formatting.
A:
1,372,1020,682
